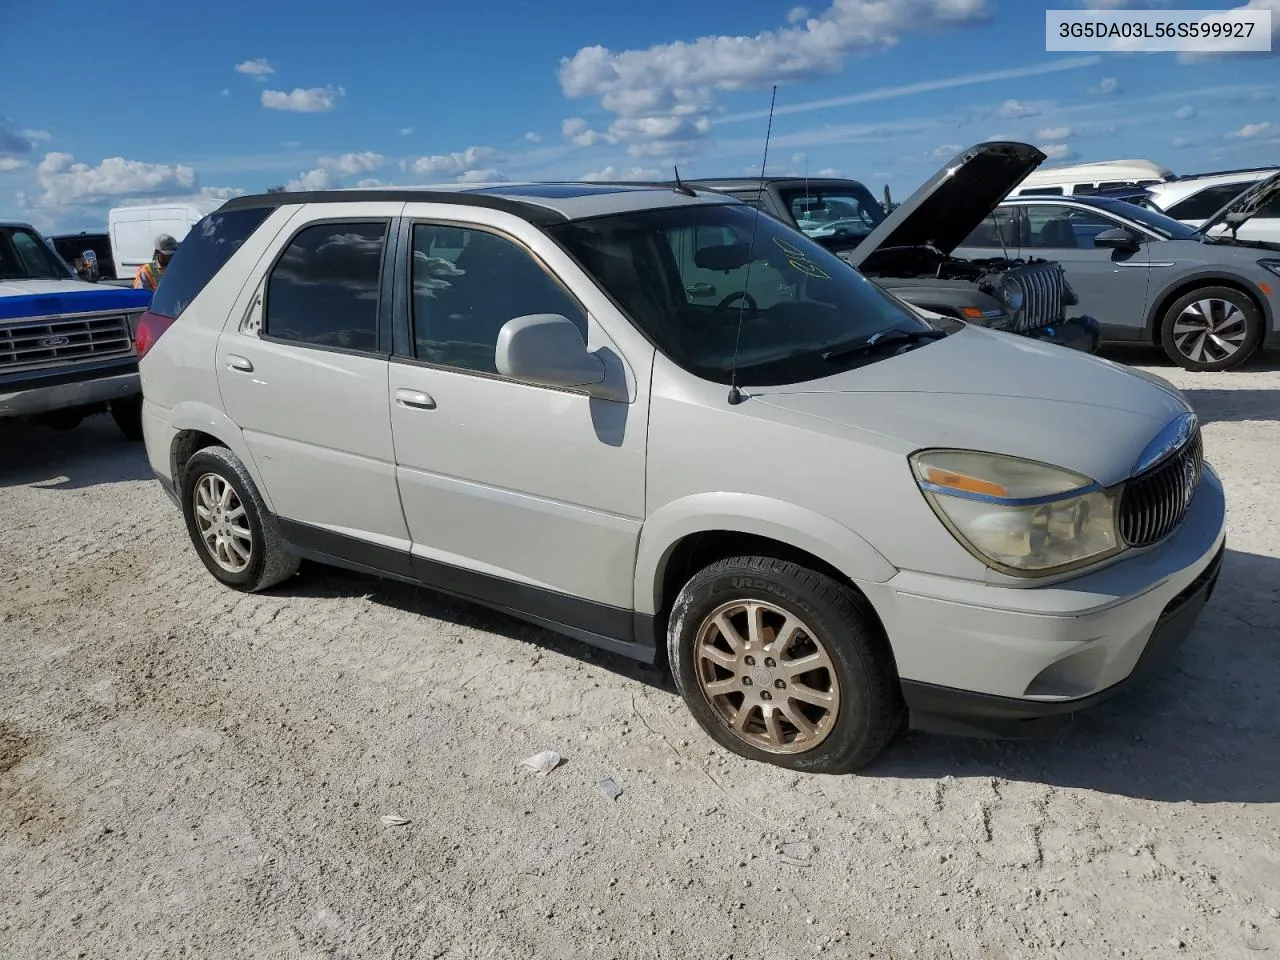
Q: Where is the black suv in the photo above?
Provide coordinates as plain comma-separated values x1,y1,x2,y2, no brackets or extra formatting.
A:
684,142,1100,353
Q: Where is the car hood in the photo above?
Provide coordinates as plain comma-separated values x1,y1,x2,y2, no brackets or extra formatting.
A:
749,325,1191,488
1196,171,1280,237
0,278,152,321
845,141,1046,266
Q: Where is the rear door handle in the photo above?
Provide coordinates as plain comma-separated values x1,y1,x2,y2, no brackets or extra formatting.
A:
226,354,254,372
395,388,436,410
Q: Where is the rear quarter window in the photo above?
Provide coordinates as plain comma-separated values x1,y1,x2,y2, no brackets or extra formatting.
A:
151,206,272,318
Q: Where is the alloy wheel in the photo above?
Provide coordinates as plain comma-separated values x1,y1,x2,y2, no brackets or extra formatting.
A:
693,599,840,754
192,473,253,574
1172,298,1247,365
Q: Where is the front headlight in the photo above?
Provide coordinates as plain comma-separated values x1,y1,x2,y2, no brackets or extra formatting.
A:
910,450,1123,576
1001,277,1025,312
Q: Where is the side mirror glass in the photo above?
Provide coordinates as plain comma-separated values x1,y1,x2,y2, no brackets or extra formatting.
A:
1093,227,1141,251
495,314,606,391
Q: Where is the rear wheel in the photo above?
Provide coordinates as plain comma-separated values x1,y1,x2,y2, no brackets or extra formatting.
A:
179,446,299,592
667,555,904,773
1159,286,1262,371
110,395,144,440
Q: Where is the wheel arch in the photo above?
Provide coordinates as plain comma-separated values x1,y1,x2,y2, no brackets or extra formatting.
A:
636,494,898,619
1143,272,1272,345
167,402,274,512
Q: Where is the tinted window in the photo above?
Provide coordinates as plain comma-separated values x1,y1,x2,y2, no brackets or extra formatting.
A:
409,223,585,374
151,207,271,318
264,222,386,353
1023,204,1121,249
548,202,930,387
779,186,885,244
959,205,1022,247
1166,183,1252,221
0,226,70,280
1018,186,1064,196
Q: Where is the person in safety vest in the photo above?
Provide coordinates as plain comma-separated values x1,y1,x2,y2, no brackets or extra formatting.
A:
134,233,178,291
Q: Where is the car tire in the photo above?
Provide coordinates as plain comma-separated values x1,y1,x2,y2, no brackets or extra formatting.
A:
179,445,300,593
1159,286,1262,371
110,395,144,441
667,555,904,773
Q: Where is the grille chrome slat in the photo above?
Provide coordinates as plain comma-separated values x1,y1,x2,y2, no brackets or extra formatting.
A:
1118,425,1203,548
0,313,133,370
1005,262,1067,333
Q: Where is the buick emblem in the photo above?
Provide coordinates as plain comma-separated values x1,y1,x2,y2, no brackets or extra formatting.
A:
1181,457,1197,509
40,336,70,347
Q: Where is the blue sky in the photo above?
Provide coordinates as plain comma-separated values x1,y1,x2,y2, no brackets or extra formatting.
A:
1,0,1277,232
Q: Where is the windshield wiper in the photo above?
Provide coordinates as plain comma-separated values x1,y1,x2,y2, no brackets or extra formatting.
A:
822,327,947,362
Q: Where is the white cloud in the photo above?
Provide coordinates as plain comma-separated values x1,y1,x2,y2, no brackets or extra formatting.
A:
286,168,332,191
457,168,510,183
1254,89,1275,100
21,129,51,142
1090,77,1120,95
235,58,275,79
580,164,664,181
356,178,387,188
405,145,506,177
34,152,198,206
1231,121,1276,138
562,117,616,147
1035,125,1074,140
261,86,344,113
1039,143,1077,161
1079,0,1171,7
815,167,841,176
219,88,231,98
1174,105,1197,120
787,5,811,22
524,131,542,143
400,126,413,136
0,157,28,172
995,98,1038,119
320,151,383,175
1172,136,1193,148
930,143,962,158
558,0,992,154
1179,1,1280,62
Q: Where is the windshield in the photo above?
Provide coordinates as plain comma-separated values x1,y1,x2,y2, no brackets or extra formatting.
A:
779,185,886,245
547,202,934,386
1082,196,1199,240
0,226,74,281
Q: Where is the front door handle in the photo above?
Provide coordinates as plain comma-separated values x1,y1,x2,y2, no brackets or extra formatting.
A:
395,388,436,410
226,354,254,372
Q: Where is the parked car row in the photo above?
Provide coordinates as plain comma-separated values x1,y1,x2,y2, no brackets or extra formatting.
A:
133,179,1226,772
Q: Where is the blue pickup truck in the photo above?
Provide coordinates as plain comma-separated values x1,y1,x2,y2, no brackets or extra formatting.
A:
1,221,153,439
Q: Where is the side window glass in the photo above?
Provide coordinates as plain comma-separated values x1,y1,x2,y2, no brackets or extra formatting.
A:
1023,204,1115,249
959,206,1019,247
410,224,586,374
1166,184,1249,221
264,221,386,352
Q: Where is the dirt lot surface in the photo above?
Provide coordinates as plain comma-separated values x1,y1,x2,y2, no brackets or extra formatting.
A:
2,352,1279,960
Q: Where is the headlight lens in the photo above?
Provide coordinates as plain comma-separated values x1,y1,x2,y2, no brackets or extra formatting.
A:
910,450,1123,575
1001,277,1025,312
1258,259,1280,278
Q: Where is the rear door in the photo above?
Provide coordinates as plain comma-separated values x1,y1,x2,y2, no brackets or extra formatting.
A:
216,203,412,560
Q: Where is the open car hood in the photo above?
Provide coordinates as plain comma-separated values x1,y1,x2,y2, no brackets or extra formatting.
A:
1195,171,1280,237
844,141,1045,266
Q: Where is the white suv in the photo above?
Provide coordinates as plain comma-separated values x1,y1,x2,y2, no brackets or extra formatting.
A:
136,183,1226,771
1147,167,1280,243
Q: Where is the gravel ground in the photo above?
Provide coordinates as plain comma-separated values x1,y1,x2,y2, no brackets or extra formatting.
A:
2,351,1279,960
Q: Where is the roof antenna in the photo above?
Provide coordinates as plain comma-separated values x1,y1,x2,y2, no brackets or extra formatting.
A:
672,165,696,197
727,84,777,406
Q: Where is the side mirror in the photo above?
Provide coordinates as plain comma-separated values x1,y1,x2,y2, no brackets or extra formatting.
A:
495,314,606,391
1093,227,1141,252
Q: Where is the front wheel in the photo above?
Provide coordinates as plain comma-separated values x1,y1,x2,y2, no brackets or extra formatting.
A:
1159,286,1262,371
179,445,299,592
667,555,904,773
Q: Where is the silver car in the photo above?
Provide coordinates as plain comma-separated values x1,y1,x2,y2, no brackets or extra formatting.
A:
135,183,1226,772
956,173,1280,371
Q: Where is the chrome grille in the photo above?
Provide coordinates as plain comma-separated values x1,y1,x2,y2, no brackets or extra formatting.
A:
1118,426,1204,547
1009,262,1067,333
0,313,134,370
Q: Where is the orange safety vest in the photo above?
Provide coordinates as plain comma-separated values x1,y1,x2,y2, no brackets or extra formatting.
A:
133,261,162,291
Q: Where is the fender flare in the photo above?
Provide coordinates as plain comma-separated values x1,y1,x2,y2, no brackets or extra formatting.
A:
1143,269,1275,341
634,492,898,616
167,401,275,513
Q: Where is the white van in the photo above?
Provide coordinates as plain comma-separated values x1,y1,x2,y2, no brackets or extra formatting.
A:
1008,159,1174,198
108,201,225,281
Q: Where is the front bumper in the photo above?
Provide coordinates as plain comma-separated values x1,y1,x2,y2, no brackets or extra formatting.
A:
864,464,1226,738
1019,314,1101,354
0,356,140,419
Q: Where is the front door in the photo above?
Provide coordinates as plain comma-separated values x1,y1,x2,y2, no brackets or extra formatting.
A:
386,211,651,648
216,206,412,558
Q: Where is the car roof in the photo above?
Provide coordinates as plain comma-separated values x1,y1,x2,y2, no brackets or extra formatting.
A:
681,177,869,191
1147,168,1276,201
218,182,738,225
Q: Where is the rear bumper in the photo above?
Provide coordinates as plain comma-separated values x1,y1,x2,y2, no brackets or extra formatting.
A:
0,356,140,418
1019,314,1101,353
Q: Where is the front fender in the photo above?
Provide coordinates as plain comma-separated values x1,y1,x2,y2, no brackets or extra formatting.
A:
634,493,898,615
166,400,275,513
